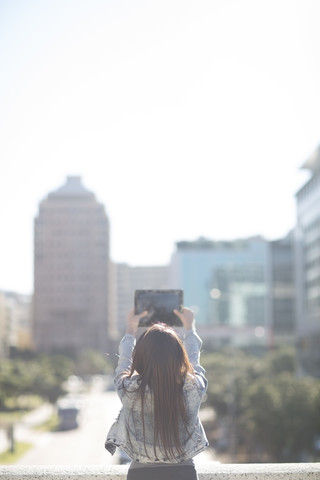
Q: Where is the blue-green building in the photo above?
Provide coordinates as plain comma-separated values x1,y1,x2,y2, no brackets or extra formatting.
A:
170,236,294,348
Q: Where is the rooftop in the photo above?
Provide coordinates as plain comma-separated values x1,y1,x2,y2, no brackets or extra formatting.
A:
176,236,265,251
301,144,320,173
48,176,94,198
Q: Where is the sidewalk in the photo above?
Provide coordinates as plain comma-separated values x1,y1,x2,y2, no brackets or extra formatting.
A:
0,429,9,455
19,404,53,429
0,403,54,455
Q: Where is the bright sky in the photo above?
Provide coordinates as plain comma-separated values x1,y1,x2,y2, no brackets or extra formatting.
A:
1,0,319,294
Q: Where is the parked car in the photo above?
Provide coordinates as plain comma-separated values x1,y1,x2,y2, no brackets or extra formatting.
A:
56,396,83,430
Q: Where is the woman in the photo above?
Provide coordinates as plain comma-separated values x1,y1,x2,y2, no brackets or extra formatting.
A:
105,307,208,480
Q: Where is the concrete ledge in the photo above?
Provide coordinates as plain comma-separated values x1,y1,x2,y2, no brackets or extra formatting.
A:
0,464,320,479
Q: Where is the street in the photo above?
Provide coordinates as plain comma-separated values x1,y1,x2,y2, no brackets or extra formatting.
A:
16,377,216,466
17,378,122,465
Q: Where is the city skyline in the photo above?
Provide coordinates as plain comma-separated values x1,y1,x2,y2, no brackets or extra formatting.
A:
1,0,319,293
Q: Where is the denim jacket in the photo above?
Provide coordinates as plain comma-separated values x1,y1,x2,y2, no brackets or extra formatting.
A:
105,328,209,463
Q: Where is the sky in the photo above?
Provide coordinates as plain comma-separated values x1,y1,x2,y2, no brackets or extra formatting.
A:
1,0,320,294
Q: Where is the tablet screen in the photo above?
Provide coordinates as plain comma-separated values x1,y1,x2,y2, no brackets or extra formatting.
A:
134,289,183,326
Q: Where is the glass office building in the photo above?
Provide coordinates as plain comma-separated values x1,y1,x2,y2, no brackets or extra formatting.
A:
296,146,320,376
170,237,270,347
267,233,295,344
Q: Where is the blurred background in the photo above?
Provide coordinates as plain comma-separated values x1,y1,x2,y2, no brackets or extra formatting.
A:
1,0,320,466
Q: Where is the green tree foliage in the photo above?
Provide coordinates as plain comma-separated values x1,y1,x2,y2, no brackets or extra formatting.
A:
27,356,74,403
203,349,264,418
73,349,112,377
202,346,320,462
0,360,31,408
0,354,74,409
0,348,111,410
264,346,296,375
244,373,320,461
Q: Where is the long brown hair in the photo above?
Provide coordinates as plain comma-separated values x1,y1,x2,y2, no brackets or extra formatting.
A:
128,323,194,460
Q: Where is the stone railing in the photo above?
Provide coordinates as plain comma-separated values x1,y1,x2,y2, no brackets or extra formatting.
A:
1,463,320,479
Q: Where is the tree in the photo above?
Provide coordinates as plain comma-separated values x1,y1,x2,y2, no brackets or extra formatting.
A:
201,346,320,462
74,349,113,377
0,354,74,409
244,373,320,461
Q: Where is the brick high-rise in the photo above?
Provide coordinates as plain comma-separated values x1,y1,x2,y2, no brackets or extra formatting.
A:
33,176,111,353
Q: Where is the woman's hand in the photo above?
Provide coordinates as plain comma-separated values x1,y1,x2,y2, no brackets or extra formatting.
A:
173,307,195,330
126,309,148,335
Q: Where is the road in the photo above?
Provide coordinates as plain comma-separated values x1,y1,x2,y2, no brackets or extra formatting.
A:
16,378,216,466
17,379,122,465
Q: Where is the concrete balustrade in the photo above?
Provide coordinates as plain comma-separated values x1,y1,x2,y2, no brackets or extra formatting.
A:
1,464,320,479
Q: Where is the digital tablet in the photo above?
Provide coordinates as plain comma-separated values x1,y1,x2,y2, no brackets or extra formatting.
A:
134,289,184,327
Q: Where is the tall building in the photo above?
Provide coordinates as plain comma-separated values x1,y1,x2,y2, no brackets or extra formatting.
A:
266,233,295,346
115,264,169,335
33,176,111,354
296,146,320,376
